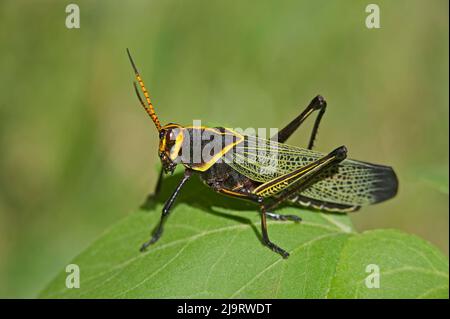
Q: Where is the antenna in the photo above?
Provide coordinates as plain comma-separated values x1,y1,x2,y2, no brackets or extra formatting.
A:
127,48,162,131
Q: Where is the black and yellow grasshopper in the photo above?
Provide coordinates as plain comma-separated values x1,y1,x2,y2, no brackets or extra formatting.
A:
127,49,398,259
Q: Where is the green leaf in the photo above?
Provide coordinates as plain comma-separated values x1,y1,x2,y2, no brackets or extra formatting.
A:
40,175,448,299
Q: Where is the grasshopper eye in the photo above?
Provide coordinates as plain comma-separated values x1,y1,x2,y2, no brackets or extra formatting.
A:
159,130,165,139
166,130,175,141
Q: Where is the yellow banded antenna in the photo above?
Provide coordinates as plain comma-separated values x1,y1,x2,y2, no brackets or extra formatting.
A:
127,48,162,131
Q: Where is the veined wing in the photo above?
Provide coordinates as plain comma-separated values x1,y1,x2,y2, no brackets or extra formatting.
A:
225,134,398,207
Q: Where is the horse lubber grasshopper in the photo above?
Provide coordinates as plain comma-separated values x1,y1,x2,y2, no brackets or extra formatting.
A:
126,49,398,259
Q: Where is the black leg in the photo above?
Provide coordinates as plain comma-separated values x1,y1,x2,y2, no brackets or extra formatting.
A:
307,102,326,150
205,185,297,257
271,95,327,149
260,206,290,258
140,169,193,251
265,211,302,222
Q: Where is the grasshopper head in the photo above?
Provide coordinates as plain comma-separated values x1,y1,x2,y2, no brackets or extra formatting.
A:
158,123,185,174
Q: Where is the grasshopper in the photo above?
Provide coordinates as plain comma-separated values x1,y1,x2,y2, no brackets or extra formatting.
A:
127,49,398,258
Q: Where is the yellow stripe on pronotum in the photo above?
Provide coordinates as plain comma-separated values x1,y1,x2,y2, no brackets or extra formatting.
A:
191,128,244,172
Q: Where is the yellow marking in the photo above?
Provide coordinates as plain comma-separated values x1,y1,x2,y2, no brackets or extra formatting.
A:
231,183,244,191
190,128,244,172
184,126,239,136
162,123,182,130
305,108,314,118
220,189,248,197
169,129,185,161
254,163,316,195
253,156,335,197
159,135,166,154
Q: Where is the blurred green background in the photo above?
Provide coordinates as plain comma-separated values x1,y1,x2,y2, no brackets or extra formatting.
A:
0,0,448,298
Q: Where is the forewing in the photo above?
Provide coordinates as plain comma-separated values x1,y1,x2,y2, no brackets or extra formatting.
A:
226,135,398,206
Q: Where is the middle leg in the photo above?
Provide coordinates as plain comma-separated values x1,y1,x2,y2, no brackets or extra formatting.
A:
260,205,290,258
215,185,302,222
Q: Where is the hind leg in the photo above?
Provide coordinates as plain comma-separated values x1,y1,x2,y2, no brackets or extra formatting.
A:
265,212,302,222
